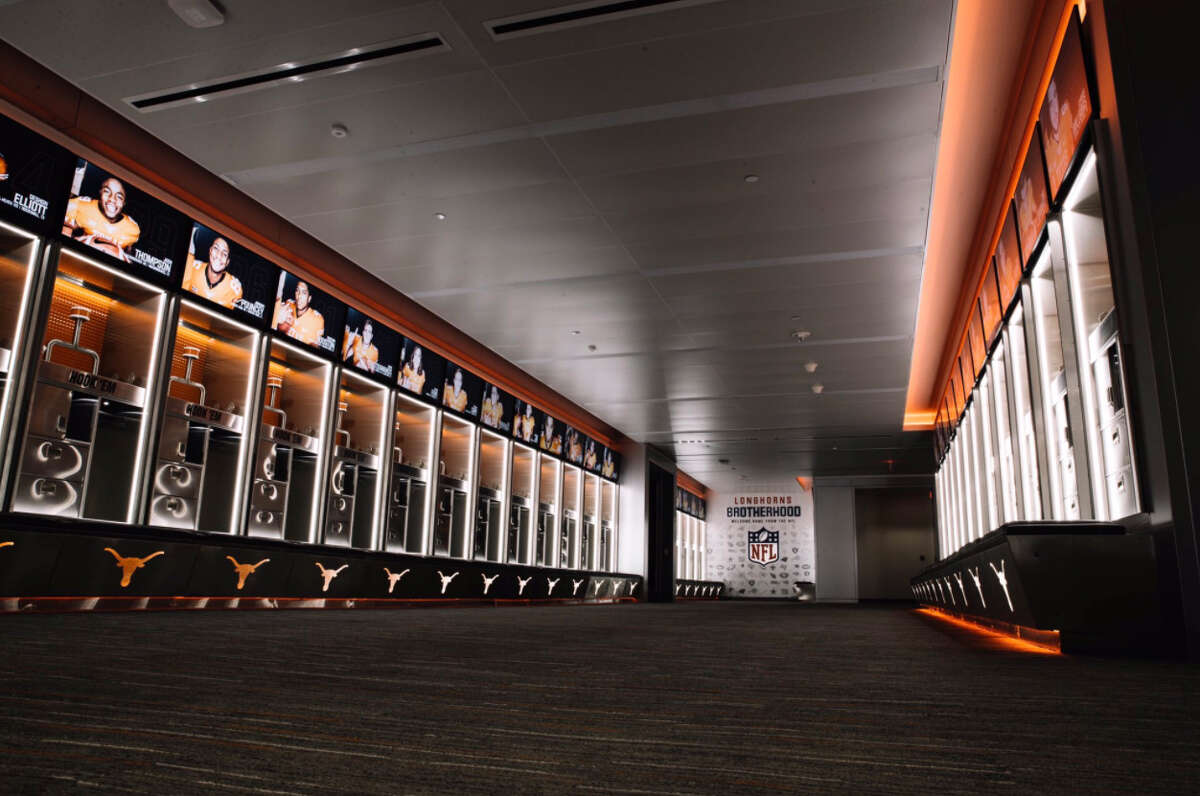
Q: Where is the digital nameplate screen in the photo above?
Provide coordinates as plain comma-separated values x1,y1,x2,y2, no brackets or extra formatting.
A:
270,269,345,355
0,112,72,234
1039,14,1094,203
479,380,515,435
62,158,191,284
182,222,278,326
398,337,446,404
341,306,400,381
1014,129,1050,264
441,360,483,420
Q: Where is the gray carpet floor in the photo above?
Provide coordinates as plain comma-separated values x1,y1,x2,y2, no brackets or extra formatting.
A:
0,602,1197,794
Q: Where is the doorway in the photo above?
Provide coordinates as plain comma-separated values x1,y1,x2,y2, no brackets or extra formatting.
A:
855,487,936,600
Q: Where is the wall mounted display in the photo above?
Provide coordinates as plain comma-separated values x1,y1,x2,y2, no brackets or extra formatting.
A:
980,262,1003,346
182,222,278,325
1014,129,1051,263
341,307,400,382
62,158,190,284
513,399,541,447
1039,14,1093,202
995,206,1023,309
270,270,344,355
601,446,620,481
563,425,585,466
479,381,515,435
968,307,987,379
441,360,483,420
583,436,601,473
0,112,71,234
398,337,445,403
539,412,564,455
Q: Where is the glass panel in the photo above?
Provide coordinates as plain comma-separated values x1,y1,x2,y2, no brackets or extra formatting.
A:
977,373,1000,533
253,340,331,543
601,480,617,571
386,394,434,554
12,249,165,522
583,473,600,570
153,302,258,533
1063,152,1140,519
1007,307,1042,519
1030,252,1081,520
434,415,474,557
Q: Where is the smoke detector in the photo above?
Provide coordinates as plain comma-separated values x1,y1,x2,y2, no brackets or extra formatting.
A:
804,361,818,373
330,123,349,139
792,330,812,342
811,384,824,395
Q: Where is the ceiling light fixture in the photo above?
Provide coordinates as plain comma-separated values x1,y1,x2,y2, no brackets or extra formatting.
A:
569,329,581,335
811,384,824,395
744,174,759,183
167,0,225,28
330,123,349,138
792,330,811,342
804,361,818,373
434,212,447,221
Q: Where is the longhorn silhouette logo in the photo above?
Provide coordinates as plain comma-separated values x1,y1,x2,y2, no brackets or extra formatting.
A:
934,579,944,603
226,556,269,590
314,562,348,592
967,567,986,608
944,577,956,606
953,572,969,606
516,575,532,595
629,582,638,596
104,548,164,588
481,573,499,594
0,541,13,550
384,567,410,594
436,570,459,595
989,559,1014,612
546,577,560,596
572,578,584,596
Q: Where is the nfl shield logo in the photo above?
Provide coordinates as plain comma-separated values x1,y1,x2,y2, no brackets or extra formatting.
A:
747,528,779,567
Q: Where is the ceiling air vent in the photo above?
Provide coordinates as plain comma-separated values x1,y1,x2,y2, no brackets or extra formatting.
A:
486,0,722,40
126,34,447,112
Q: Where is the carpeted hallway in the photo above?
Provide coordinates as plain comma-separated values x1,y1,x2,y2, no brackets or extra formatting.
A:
1,602,1197,794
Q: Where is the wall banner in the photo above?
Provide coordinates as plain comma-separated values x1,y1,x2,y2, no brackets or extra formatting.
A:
708,483,815,597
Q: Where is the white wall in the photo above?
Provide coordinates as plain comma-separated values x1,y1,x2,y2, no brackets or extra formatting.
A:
705,480,815,598
813,487,858,601
617,439,647,577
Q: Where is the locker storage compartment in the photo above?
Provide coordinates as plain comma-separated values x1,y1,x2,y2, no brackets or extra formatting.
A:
601,480,618,572
1061,151,1140,520
152,302,258,532
385,393,434,554
11,249,165,522
250,340,330,543
509,443,536,564
474,428,508,561
323,372,386,549
0,225,38,461
561,464,581,568
434,414,473,558
537,454,560,567
582,472,599,571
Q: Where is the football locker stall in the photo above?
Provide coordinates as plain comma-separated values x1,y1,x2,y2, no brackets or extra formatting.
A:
673,473,721,598
0,107,628,607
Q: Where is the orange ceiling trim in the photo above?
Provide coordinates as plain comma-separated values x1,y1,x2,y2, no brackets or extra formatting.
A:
912,0,1080,430
0,43,620,447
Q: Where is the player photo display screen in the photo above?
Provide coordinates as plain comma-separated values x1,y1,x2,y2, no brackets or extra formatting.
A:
980,262,1003,346
0,113,71,234
62,158,189,283
583,436,601,474
479,382,515,434
342,307,400,381
600,446,620,481
182,223,278,324
398,337,445,403
1014,131,1050,264
512,399,541,447
563,425,585,465
1039,16,1093,202
539,413,564,456
441,361,483,420
995,205,1023,309
271,270,344,355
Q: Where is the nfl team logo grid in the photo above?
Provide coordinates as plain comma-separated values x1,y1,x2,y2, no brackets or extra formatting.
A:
747,527,779,567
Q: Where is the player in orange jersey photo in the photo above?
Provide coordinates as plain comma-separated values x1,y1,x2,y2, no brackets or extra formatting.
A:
183,227,243,309
63,176,140,261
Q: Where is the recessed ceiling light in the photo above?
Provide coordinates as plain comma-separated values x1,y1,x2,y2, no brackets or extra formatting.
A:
330,123,349,138
804,361,818,373
168,0,225,28
569,329,581,335
792,330,812,341
587,344,597,352
744,174,759,183
811,383,824,394
434,212,447,221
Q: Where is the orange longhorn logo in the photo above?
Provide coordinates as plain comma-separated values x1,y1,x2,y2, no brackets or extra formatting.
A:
383,567,409,594
225,556,270,590
104,547,164,587
315,562,348,592
0,541,13,550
